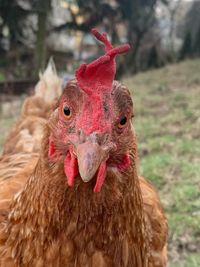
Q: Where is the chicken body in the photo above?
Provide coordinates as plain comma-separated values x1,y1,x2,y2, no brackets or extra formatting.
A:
2,58,61,156
0,59,61,231
0,80,167,267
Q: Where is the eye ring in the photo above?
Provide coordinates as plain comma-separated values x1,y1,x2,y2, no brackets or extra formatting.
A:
63,106,71,119
118,116,128,128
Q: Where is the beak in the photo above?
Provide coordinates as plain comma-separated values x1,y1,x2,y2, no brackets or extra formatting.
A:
75,140,108,183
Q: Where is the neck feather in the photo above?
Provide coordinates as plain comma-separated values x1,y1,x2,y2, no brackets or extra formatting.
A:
3,128,149,266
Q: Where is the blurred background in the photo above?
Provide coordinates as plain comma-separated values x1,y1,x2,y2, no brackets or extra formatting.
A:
0,0,200,266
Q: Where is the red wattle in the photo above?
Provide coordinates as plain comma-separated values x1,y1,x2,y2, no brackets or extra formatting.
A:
64,151,78,187
117,154,131,171
93,161,107,193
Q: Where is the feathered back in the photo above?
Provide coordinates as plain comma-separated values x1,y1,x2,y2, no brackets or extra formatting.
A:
35,57,62,105
3,58,62,155
0,59,62,225
21,58,62,118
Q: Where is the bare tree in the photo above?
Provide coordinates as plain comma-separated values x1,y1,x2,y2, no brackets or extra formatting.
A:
116,0,168,73
34,0,51,72
167,0,182,59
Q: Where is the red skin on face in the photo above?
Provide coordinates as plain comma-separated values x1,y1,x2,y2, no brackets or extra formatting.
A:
116,154,131,172
48,29,131,192
76,94,112,135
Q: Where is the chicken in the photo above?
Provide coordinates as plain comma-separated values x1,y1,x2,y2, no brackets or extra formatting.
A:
0,29,167,267
0,59,62,231
2,58,62,156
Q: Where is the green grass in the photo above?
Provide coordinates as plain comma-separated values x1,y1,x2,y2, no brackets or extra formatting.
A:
171,254,200,267
124,59,200,266
0,70,5,81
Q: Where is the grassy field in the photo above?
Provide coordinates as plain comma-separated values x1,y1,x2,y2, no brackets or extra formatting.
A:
125,59,200,267
0,59,200,266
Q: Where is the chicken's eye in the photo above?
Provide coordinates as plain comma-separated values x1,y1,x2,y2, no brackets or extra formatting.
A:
118,116,127,128
63,106,71,119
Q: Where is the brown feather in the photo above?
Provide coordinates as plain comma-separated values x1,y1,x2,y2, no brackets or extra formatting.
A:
0,80,167,267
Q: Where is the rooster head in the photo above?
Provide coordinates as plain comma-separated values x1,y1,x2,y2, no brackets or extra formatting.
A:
48,29,134,193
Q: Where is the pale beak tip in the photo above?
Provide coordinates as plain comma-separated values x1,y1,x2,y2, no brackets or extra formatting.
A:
80,174,93,183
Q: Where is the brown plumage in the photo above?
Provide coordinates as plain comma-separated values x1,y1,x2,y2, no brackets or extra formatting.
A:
0,59,62,238
2,58,62,155
0,78,167,267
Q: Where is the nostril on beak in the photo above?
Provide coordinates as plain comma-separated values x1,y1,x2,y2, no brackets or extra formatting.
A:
78,129,86,143
90,132,98,143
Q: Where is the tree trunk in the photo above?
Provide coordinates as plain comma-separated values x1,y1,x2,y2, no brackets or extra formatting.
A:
35,0,51,75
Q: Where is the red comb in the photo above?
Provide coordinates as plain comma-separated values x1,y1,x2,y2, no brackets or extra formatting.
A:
75,28,130,95
74,29,130,135
91,28,113,52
